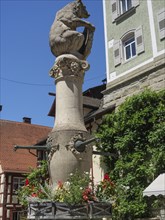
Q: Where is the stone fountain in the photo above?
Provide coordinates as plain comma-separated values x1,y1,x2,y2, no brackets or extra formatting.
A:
47,0,95,184
27,1,112,219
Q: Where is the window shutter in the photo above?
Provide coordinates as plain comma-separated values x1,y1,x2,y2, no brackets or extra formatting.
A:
157,9,165,40
111,0,118,22
113,40,121,66
132,0,140,8
135,26,145,55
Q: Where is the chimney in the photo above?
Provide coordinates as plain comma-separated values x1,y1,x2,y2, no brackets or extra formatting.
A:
23,117,31,124
0,105,2,112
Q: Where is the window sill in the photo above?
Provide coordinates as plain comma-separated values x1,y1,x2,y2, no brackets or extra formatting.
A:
115,7,136,23
122,55,137,64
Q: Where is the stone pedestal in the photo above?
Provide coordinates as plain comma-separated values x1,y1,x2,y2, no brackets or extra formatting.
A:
48,54,92,184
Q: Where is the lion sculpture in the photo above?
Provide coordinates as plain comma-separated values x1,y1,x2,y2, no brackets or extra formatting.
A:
49,0,95,59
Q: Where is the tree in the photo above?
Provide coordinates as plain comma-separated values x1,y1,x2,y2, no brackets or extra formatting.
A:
96,89,165,219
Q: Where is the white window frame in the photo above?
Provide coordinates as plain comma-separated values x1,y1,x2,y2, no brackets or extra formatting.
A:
120,0,132,14
123,34,136,61
113,27,144,66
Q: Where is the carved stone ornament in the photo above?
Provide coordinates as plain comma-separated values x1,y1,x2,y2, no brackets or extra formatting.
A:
49,55,89,79
46,136,59,162
66,132,86,155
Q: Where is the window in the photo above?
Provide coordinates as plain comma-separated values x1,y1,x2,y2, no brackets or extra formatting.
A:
37,150,47,161
13,177,24,193
111,0,139,22
13,212,20,220
120,0,132,14
113,26,144,66
123,34,136,61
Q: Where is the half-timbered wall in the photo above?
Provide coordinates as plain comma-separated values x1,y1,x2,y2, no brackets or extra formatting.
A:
1,173,25,220
0,171,5,220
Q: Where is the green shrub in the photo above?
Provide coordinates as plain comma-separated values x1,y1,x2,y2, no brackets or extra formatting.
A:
96,89,165,220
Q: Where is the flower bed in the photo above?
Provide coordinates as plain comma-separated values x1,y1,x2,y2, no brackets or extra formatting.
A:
18,169,115,219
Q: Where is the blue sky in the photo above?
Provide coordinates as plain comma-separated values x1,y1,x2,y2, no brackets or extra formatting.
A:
0,0,106,127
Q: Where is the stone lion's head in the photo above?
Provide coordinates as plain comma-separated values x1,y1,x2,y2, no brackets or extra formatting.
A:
74,0,90,18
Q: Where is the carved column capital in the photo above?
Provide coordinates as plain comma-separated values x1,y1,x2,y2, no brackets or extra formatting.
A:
49,54,90,80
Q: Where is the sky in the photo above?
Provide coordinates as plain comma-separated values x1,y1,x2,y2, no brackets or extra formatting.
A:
0,0,106,128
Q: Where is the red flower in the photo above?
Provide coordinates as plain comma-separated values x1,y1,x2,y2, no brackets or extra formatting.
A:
84,187,91,194
103,173,115,187
31,193,38,197
83,195,89,201
104,173,110,181
25,179,29,186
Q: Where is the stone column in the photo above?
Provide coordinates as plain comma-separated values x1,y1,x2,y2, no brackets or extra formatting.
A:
47,54,92,184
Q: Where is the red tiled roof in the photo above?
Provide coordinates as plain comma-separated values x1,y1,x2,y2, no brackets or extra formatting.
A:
0,120,52,173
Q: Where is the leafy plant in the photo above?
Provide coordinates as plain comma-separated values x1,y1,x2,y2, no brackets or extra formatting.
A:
18,169,116,207
95,89,165,220
17,161,49,207
38,170,95,205
95,173,116,202
61,170,94,204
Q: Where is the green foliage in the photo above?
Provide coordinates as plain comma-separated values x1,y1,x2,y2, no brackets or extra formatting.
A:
17,161,49,207
18,169,96,206
18,166,116,207
59,170,93,205
96,89,165,220
26,160,49,185
95,173,116,202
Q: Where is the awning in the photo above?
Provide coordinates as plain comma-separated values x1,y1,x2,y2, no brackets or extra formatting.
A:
143,173,165,197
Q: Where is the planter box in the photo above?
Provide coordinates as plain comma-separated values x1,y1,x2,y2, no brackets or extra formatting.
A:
27,201,112,219
55,203,89,219
89,202,112,219
27,202,56,219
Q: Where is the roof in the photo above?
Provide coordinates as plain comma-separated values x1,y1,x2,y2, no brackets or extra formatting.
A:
84,104,116,124
83,84,106,99
143,173,165,197
0,120,51,173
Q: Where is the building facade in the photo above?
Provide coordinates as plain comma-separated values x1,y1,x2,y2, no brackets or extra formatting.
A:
102,0,165,108
0,119,51,220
